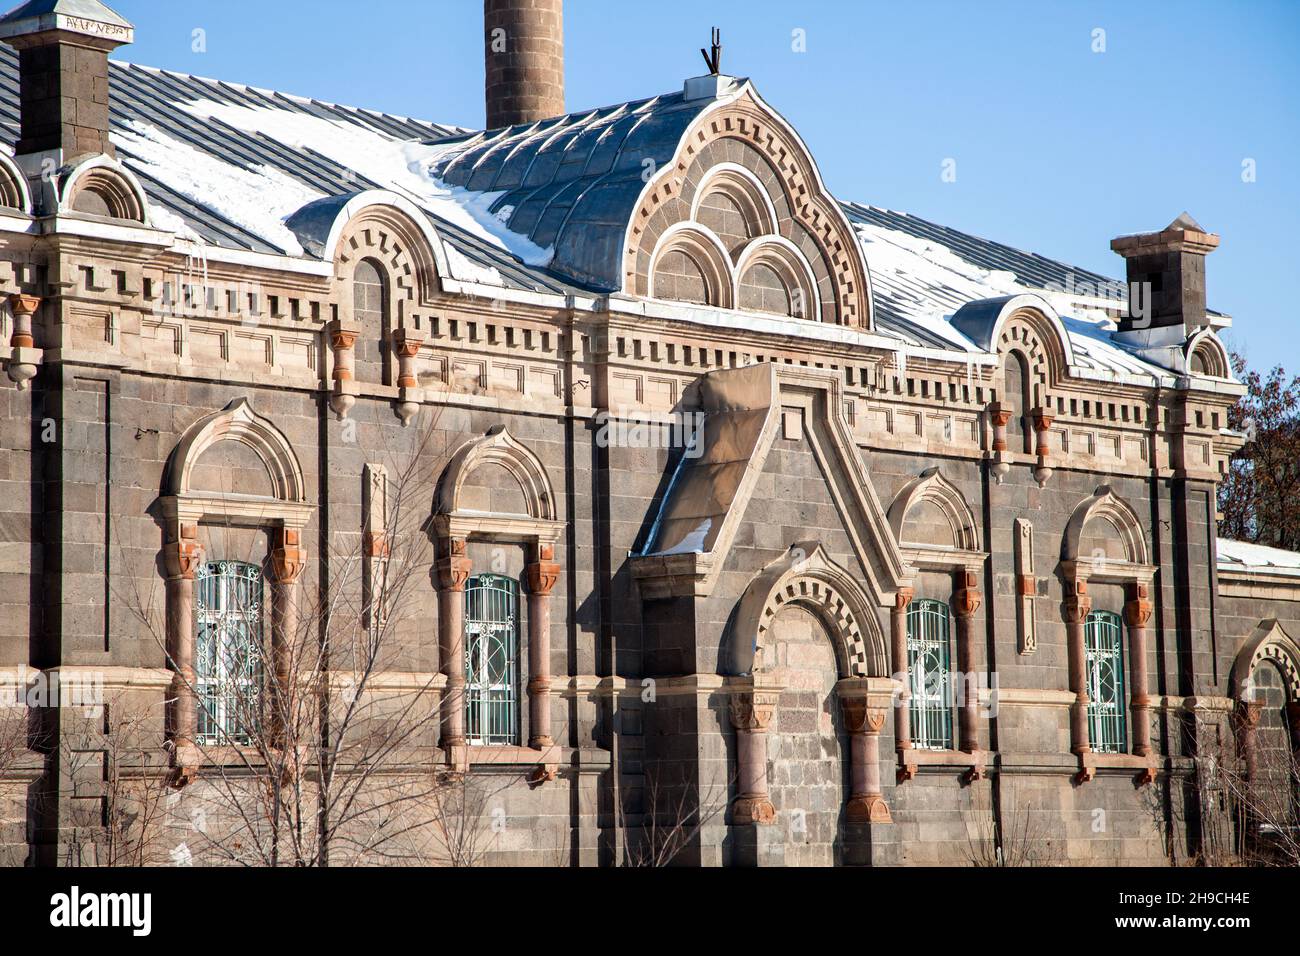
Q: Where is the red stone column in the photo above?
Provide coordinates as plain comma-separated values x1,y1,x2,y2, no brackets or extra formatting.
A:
1065,577,1093,758
525,544,560,749
164,523,202,779
436,537,473,768
953,570,982,754
890,587,914,769
839,681,893,823
328,319,359,420
730,688,779,825
1124,582,1153,757
270,528,307,749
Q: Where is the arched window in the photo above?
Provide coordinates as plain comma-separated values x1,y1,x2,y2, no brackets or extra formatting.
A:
907,599,953,750
1003,350,1033,454
353,258,391,386
1251,660,1299,824
465,573,519,746
195,561,264,746
1085,610,1126,753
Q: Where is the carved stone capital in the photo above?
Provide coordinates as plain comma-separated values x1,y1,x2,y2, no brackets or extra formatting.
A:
893,586,914,613
953,570,981,618
840,697,887,735
270,528,306,584
163,523,202,580
526,560,560,596
1124,582,1152,628
729,690,779,732
1063,578,1092,623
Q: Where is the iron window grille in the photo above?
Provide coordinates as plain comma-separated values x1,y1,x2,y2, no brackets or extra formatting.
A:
464,573,519,746
194,561,263,746
907,598,954,750
1084,610,1127,754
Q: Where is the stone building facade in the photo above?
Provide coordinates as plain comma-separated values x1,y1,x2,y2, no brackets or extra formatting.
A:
0,0,1296,866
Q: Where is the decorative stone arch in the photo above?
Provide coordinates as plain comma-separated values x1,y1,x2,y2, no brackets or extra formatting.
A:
435,425,558,523
56,155,149,223
163,398,307,504
0,154,32,213
1059,485,1157,780
952,294,1076,379
690,162,778,246
1230,620,1300,703
432,426,564,771
158,399,314,782
1185,328,1231,379
648,222,735,309
286,190,446,299
723,542,897,826
1061,485,1150,569
887,466,981,554
623,87,874,328
733,236,821,319
725,542,888,679
1228,620,1300,787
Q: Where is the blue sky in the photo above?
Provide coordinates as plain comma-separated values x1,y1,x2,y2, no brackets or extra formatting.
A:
110,0,1300,370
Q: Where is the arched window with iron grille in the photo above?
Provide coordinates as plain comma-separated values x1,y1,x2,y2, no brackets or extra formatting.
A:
1085,610,1127,753
907,598,953,750
464,573,519,746
195,561,263,746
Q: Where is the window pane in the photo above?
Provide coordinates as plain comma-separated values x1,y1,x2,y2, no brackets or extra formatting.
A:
464,574,519,746
1084,610,1126,754
907,599,953,750
194,561,263,746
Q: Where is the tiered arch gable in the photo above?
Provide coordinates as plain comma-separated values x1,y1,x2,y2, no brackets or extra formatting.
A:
625,87,873,328
1185,328,1232,379
724,542,888,680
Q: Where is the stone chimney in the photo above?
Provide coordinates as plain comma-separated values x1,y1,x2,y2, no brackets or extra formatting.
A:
1110,212,1219,335
0,0,134,163
484,0,564,129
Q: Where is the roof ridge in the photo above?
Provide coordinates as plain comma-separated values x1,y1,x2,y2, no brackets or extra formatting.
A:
108,58,469,136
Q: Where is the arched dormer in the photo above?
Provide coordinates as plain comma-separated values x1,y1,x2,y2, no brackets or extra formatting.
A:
0,154,32,214
724,542,888,679
1185,328,1231,379
951,294,1075,382
887,467,981,556
435,425,557,522
1061,485,1151,575
286,190,445,306
56,155,149,224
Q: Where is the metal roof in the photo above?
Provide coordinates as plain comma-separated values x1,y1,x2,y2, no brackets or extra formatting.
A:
429,89,719,290
0,49,1222,376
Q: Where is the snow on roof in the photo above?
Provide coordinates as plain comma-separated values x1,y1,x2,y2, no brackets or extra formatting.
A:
1217,538,1300,578
0,50,1228,376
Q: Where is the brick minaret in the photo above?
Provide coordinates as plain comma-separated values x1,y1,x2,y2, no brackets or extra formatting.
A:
484,0,564,129
0,0,134,162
